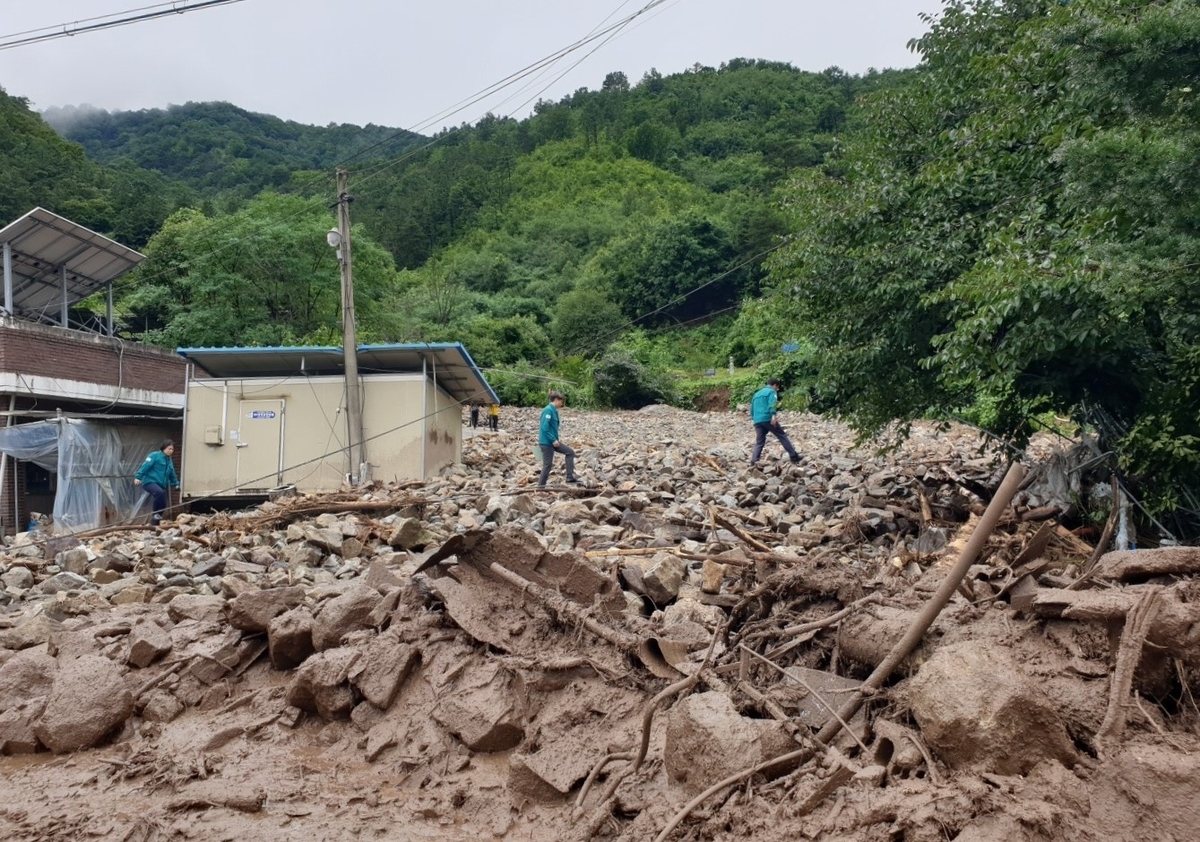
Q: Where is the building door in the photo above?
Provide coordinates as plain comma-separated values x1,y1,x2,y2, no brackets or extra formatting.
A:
236,399,284,490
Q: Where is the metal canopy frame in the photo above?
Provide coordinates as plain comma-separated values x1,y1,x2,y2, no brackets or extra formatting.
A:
0,207,143,331
177,342,498,405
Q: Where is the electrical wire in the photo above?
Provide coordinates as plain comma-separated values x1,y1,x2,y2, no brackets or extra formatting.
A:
107,0,676,306
0,0,247,50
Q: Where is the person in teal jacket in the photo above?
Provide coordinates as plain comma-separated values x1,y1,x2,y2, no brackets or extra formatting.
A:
750,378,800,466
134,439,180,526
537,392,580,487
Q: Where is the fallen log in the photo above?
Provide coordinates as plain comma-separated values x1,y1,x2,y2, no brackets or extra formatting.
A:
1030,585,1200,664
1092,547,1200,583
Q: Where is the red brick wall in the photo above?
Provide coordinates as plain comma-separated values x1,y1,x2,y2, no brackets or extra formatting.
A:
0,321,185,394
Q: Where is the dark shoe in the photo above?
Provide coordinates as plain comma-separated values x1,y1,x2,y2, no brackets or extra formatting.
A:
565,477,582,485
790,456,801,464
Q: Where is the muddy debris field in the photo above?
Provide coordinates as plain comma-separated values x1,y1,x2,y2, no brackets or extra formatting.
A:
1,405,1198,842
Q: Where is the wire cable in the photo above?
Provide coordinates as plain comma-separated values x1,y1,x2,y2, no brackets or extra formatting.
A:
0,0,247,50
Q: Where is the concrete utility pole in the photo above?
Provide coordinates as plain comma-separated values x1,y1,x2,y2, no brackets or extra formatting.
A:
333,169,367,483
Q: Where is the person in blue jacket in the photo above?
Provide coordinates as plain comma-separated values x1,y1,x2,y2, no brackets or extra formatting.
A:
134,439,180,526
750,378,800,466
537,392,580,487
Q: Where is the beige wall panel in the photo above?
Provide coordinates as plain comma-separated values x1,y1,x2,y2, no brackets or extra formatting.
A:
360,375,427,485
423,377,461,476
183,372,458,497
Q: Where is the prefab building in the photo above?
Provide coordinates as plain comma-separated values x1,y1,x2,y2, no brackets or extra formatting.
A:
176,343,496,499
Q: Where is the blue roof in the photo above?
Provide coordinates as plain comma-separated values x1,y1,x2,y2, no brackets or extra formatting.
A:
177,342,498,404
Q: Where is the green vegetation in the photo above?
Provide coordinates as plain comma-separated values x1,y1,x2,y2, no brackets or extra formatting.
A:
766,0,1200,518
46,101,423,200
6,5,1200,522
0,88,191,247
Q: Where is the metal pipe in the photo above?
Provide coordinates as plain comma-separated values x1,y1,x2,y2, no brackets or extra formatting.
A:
60,265,68,327
421,355,428,477
2,241,12,317
0,395,13,534
106,283,114,336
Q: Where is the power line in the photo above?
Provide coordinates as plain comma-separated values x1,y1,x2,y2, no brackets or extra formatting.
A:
110,0,675,297
0,0,248,51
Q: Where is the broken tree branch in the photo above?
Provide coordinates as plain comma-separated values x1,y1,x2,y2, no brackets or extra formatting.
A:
654,462,1026,842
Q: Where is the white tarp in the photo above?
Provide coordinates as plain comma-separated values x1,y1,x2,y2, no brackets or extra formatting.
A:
0,419,165,532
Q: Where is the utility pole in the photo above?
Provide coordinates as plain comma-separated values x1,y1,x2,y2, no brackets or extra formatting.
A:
333,169,367,484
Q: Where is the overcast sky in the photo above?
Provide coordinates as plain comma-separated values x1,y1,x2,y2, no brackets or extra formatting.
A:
1,0,941,129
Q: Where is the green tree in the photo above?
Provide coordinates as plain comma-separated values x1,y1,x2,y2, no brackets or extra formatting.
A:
551,287,626,357
120,194,403,347
769,0,1200,514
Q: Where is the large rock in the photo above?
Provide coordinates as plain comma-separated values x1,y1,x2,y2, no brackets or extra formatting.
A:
32,655,133,753
268,607,314,670
301,525,343,554
349,637,419,710
643,553,686,606
664,691,795,794
907,640,1076,775
285,647,361,719
387,518,423,550
227,586,306,632
0,614,62,651
311,584,380,651
0,697,48,754
39,571,90,595
0,648,57,712
431,662,525,752
167,594,225,624
127,619,173,669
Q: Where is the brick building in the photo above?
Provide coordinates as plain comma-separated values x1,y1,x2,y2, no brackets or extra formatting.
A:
0,208,186,535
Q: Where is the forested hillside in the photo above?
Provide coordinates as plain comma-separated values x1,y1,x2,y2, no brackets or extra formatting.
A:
0,87,191,246
72,60,905,403
47,101,423,199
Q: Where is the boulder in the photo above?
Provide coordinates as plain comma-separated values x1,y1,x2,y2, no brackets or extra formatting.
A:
643,553,686,605
664,691,795,794
167,594,225,624
0,697,47,755
431,662,524,752
285,647,361,719
32,655,133,754
226,586,306,632
311,584,380,651
349,637,419,710
0,648,57,712
387,518,423,550
127,619,173,669
907,640,1076,775
0,614,62,651
268,607,315,670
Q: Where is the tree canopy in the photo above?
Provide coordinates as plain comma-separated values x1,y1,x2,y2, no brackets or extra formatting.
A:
767,0,1200,516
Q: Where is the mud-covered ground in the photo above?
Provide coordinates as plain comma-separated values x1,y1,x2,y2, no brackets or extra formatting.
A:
1,406,1198,842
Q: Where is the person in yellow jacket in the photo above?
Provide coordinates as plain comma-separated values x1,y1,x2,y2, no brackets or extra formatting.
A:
487,402,500,432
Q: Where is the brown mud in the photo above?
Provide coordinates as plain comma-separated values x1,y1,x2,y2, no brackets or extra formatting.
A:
1,407,1198,842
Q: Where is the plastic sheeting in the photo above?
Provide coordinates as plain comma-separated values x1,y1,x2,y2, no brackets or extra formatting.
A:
0,419,167,532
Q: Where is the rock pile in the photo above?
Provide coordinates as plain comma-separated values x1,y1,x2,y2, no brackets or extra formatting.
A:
0,406,1196,842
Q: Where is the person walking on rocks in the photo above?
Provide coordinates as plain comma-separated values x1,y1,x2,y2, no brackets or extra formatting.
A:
134,439,180,526
488,401,500,432
469,403,481,429
750,378,800,466
538,392,580,487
